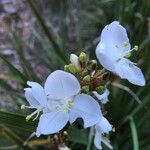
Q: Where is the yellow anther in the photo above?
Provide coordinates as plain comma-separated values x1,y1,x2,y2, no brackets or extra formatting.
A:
125,52,131,58
26,115,32,122
21,105,25,109
63,108,68,113
122,42,128,47
67,101,73,108
112,127,115,132
134,45,138,51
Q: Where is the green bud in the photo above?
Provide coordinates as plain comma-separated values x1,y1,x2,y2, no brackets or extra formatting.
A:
87,60,97,71
64,65,70,72
68,64,77,74
83,75,91,85
81,85,90,93
79,52,87,63
95,86,105,94
64,64,77,74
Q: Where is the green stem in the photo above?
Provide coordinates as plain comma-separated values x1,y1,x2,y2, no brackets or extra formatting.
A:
129,117,139,150
86,127,94,150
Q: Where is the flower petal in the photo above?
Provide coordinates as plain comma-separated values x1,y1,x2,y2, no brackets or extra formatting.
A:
24,88,40,107
115,58,145,86
71,94,102,128
94,129,102,150
45,70,80,99
96,21,131,73
100,21,131,54
36,111,69,137
96,116,112,133
27,81,47,106
96,42,116,72
93,88,110,104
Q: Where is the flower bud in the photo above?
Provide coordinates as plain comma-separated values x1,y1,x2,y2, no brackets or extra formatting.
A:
95,86,105,94
79,52,87,63
64,64,77,74
69,64,78,74
64,65,70,72
81,85,90,93
87,60,97,71
70,54,81,71
83,75,91,85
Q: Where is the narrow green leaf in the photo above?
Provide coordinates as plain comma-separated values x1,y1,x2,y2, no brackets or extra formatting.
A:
8,32,40,82
0,110,37,133
129,117,139,150
86,127,94,150
67,126,88,145
27,0,67,64
0,54,27,85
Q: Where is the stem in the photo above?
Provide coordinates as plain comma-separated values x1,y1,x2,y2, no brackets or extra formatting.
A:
129,117,139,150
86,127,94,150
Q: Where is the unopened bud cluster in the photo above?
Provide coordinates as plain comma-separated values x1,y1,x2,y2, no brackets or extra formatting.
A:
64,52,109,95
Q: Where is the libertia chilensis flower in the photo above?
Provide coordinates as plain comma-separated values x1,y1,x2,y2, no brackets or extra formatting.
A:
22,21,145,149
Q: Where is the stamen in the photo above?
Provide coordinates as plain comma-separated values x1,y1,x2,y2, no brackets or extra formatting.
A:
123,45,139,58
67,100,73,108
122,41,128,47
25,107,43,121
134,45,138,51
21,105,35,109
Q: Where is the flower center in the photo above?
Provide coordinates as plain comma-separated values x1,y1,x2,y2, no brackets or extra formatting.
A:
54,99,73,113
116,45,138,62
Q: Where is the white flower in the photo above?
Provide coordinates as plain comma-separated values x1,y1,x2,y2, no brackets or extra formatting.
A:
96,21,145,86
36,70,102,137
93,88,110,104
22,81,48,121
94,116,112,149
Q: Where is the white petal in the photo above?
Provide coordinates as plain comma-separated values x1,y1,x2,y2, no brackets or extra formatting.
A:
36,111,69,137
70,54,81,71
115,58,145,86
96,116,112,133
93,88,110,104
94,129,102,150
69,110,79,124
100,21,131,54
96,21,131,72
45,70,81,100
72,94,102,128
24,88,40,107
101,136,113,149
96,43,116,72
27,81,47,106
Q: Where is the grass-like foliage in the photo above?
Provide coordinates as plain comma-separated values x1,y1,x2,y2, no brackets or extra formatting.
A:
0,0,150,149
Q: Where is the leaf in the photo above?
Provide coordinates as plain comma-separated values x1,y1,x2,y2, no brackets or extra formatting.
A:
8,32,40,82
0,54,27,85
0,110,37,133
26,0,68,64
129,117,139,150
67,126,88,145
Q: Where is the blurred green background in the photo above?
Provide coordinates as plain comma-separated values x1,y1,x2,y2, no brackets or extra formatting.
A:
0,0,150,149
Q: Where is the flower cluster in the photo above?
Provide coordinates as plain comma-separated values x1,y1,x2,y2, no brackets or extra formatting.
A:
22,21,145,149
